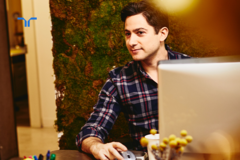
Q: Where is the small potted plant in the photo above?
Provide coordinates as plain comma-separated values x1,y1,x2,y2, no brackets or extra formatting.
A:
140,130,193,160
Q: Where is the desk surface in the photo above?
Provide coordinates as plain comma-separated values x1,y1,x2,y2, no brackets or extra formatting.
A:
51,150,146,160
51,150,95,160
51,150,240,160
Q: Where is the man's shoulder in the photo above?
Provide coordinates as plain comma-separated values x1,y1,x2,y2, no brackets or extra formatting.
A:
169,50,191,59
166,45,191,59
108,61,137,79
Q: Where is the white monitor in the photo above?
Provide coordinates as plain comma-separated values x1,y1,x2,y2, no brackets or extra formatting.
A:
158,56,240,160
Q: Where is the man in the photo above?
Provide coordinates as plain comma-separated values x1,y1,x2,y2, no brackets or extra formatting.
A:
76,0,190,159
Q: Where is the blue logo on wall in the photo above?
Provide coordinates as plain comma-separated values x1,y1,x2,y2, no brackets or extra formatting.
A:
17,17,37,27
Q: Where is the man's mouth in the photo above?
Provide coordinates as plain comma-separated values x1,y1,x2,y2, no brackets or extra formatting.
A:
131,49,142,54
131,49,141,51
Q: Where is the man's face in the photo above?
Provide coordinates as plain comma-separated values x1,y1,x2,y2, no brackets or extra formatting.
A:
124,13,162,62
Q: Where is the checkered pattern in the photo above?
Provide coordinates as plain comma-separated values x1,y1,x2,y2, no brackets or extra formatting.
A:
76,45,191,151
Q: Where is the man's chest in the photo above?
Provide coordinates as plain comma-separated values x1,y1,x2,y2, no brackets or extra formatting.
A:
116,77,158,116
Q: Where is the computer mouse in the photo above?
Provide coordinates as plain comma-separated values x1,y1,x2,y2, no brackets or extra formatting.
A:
119,150,136,160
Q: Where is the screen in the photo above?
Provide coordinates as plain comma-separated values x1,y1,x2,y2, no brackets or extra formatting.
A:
158,56,240,160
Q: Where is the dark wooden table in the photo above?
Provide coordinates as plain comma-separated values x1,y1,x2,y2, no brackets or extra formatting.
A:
51,150,240,160
51,150,95,160
50,150,147,160
49,150,208,160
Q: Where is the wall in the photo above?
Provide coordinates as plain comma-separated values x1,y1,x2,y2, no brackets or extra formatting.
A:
21,0,56,128
33,0,56,127
0,0,19,158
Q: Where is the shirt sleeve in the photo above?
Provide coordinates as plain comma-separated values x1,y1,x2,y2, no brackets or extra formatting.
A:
75,77,122,150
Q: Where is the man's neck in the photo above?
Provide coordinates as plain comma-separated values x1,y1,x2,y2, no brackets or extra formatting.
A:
140,44,168,83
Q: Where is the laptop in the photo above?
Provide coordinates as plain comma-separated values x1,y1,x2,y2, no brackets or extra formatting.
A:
157,56,240,160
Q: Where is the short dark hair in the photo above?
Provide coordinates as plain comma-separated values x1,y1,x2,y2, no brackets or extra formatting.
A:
121,0,169,34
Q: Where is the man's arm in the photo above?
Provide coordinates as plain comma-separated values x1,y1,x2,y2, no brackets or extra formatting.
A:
82,137,127,160
76,76,126,159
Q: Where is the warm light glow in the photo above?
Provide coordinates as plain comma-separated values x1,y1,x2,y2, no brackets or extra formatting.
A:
155,0,199,14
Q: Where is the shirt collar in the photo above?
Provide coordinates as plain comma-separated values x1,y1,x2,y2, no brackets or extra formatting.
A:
137,61,150,79
165,44,175,59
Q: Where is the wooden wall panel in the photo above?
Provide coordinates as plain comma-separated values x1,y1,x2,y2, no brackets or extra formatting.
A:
0,0,19,159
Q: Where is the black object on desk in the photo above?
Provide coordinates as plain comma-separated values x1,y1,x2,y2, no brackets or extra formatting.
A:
38,154,44,160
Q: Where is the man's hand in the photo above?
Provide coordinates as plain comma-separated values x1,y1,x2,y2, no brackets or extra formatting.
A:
90,142,127,160
82,137,127,160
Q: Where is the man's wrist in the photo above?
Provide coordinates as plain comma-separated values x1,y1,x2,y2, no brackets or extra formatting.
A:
82,137,103,154
89,142,101,154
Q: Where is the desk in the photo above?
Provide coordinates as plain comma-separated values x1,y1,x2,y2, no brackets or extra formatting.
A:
50,150,146,160
51,150,95,160
50,150,240,160
49,150,208,160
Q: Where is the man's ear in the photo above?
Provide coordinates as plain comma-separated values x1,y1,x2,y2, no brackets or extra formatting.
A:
158,27,169,42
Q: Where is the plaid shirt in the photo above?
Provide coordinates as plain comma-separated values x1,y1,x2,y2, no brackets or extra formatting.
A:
76,45,191,150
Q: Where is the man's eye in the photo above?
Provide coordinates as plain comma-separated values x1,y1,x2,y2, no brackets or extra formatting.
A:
138,31,144,35
125,33,130,36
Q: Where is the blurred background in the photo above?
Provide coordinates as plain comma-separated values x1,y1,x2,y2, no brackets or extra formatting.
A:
5,0,55,129
158,0,240,55
180,0,240,55
1,0,57,159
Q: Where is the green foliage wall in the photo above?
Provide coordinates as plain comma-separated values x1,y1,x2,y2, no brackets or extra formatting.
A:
50,0,226,149
50,0,138,149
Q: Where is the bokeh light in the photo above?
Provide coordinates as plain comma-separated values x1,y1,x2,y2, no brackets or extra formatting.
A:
154,0,200,15
154,0,240,55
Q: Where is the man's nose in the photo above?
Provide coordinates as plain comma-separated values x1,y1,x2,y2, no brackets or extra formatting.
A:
129,34,138,47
